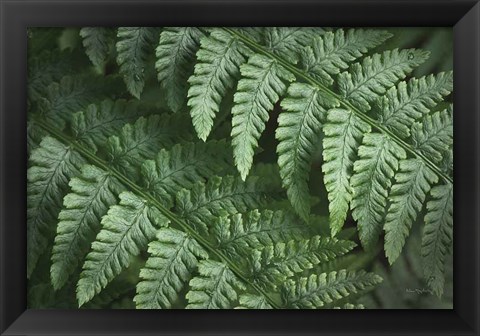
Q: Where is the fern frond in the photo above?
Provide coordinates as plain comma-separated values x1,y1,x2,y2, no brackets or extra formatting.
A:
116,27,158,98
135,228,208,309
412,107,453,164
213,209,308,257
247,237,356,290
377,72,453,138
188,29,251,141
351,133,406,250
277,83,339,220
156,27,203,112
237,293,273,309
76,192,169,306
264,27,324,64
50,165,124,290
281,270,382,308
301,29,392,85
384,159,438,264
186,260,245,309
421,183,453,297
232,54,295,180
338,49,429,111
322,108,371,236
27,137,85,277
175,176,267,234
80,28,115,69
141,141,233,208
26,26,452,309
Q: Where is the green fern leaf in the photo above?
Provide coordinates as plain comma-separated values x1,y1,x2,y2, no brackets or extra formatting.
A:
76,191,169,306
27,137,85,277
135,228,208,309
231,54,295,180
116,27,158,98
264,27,324,64
351,133,406,250
421,182,453,297
188,29,251,141
237,294,273,309
338,49,430,111
213,209,308,257
50,165,124,290
175,176,267,234
322,108,371,236
301,29,392,85
247,237,356,289
186,260,245,309
141,141,232,208
384,159,438,264
412,107,453,164
156,27,203,112
281,270,382,308
277,83,339,220
377,72,453,138
26,26,450,309
80,28,115,68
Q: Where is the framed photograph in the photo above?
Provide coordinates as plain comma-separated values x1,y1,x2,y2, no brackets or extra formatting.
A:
1,0,479,335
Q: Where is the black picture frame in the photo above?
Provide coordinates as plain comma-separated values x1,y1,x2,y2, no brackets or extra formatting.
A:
1,0,479,335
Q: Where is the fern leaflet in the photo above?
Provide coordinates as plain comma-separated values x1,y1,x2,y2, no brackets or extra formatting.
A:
186,260,245,309
322,108,371,236
231,54,295,180
156,27,203,112
421,183,453,297
276,83,339,220
51,165,124,290
377,72,453,138
80,27,114,69
281,270,382,308
384,159,438,264
351,133,406,250
27,137,85,277
412,107,453,164
135,228,208,308
188,29,251,141
116,27,158,98
338,49,430,111
301,29,392,85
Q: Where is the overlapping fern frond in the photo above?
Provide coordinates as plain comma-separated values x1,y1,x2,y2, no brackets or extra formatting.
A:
26,26,453,310
179,27,453,296
28,91,379,308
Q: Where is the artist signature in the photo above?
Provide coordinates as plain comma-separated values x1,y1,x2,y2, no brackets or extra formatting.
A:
405,287,434,295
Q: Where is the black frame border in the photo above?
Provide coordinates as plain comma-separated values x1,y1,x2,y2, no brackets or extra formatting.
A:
1,0,479,335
